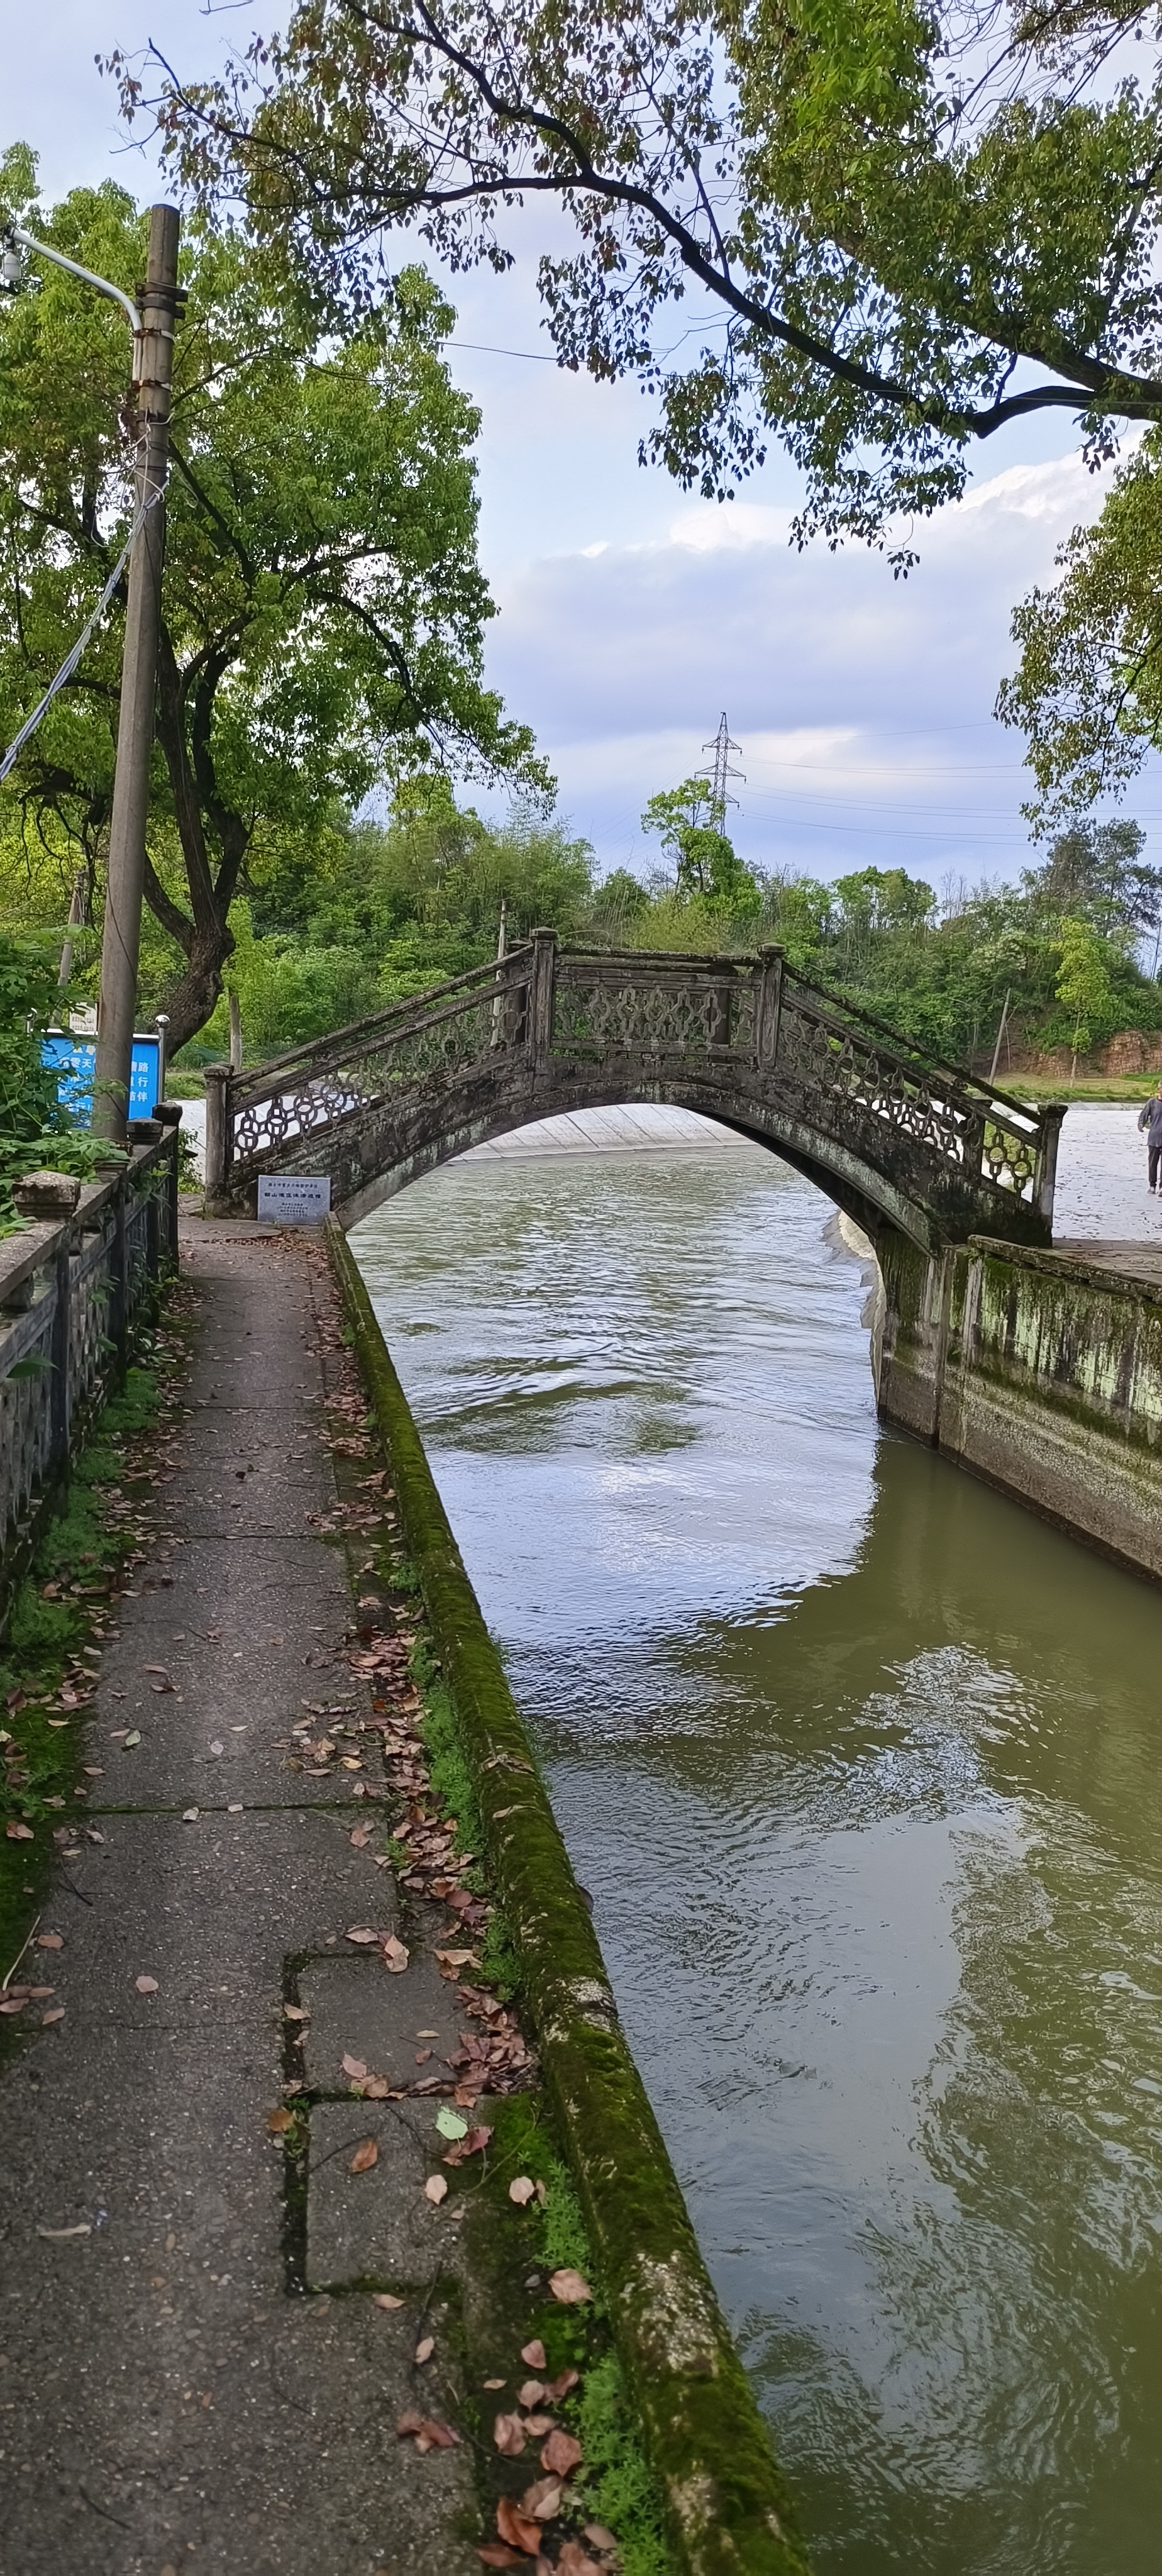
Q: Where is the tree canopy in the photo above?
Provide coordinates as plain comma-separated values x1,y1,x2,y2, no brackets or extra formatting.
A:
641,776,761,911
0,147,545,1049
996,426,1159,826
116,0,1158,561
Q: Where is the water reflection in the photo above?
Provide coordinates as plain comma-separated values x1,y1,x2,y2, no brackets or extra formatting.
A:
352,1143,1159,2574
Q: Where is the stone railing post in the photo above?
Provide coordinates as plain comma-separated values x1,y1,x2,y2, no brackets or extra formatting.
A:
204,1064,231,1204
528,926,557,1064
1034,1101,1067,1231
755,943,784,1067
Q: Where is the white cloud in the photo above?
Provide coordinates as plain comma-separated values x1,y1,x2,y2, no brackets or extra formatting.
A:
480,444,1158,882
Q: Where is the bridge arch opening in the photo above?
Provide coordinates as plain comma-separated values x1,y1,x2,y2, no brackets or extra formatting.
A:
329,1077,926,1252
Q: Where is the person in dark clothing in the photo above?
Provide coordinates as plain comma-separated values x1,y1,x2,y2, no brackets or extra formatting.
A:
1137,1092,1161,1191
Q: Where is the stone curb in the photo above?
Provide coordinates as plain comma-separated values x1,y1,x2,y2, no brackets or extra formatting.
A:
327,1218,811,2576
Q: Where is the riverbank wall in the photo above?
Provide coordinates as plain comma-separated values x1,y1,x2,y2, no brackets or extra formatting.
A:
873,1230,1160,1577
328,1222,809,2575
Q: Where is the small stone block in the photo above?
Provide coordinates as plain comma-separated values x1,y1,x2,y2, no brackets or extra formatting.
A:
299,1953,467,2094
306,2097,486,2290
11,1170,82,1218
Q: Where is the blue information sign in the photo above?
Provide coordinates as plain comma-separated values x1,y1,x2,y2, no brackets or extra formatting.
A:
43,1032,161,1125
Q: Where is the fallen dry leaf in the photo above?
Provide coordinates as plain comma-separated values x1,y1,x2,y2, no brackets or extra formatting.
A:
583,2527,619,2554
557,2546,603,2576
284,2003,308,2021
519,2476,563,2520
41,2007,65,2026
541,2429,583,2477
414,2335,434,2365
345,1926,380,1946
548,2268,592,2305
492,2411,527,2457
36,1931,64,1951
520,2340,547,2371
396,2410,460,2451
424,2174,448,2206
544,2366,580,2403
517,2379,546,2408
521,2413,553,2437
381,1934,409,1973
267,2107,294,2135
341,2053,368,2080
350,1826,371,1848
509,2175,536,2207
349,2137,379,2175
6,1822,34,1840
495,2497,543,2555
373,2293,404,2311
475,2550,523,2570
135,1975,159,1996
36,2222,91,2240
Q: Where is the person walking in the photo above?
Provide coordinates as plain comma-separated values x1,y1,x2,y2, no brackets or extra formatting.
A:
1137,1092,1161,1191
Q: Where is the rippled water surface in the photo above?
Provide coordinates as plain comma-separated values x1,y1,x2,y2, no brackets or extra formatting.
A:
351,1145,1159,2574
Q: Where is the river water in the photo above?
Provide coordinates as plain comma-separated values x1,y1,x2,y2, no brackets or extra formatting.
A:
350,1135,1159,2575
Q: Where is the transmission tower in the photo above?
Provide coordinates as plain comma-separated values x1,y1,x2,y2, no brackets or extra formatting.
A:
700,712,744,822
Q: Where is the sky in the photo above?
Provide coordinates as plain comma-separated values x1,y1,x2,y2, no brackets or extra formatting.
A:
5,1,1158,891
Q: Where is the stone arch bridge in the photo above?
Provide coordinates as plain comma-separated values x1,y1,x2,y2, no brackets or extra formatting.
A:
204,933,1061,1256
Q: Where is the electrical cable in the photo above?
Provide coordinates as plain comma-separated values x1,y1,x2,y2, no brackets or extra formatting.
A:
0,486,161,786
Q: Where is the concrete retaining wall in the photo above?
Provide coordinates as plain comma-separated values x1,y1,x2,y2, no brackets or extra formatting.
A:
874,1230,1160,1576
328,1221,811,2576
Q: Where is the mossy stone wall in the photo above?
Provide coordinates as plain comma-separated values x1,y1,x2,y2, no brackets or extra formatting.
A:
328,1222,811,2576
874,1228,1159,1575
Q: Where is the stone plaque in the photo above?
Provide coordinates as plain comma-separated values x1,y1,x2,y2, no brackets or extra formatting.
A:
256,1172,331,1224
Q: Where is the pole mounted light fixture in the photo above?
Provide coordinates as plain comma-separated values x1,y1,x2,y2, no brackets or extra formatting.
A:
0,221,145,375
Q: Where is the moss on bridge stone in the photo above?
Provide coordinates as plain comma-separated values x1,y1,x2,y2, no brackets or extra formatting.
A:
328,1220,812,2576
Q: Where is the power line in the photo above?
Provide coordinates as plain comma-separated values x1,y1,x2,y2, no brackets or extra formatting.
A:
0,489,160,786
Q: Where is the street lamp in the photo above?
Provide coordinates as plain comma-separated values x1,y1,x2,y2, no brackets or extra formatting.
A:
1,220,145,365
1,206,181,1143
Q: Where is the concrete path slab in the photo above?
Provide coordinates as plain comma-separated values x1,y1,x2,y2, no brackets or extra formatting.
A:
305,2096,488,2291
299,1954,468,2097
0,1224,482,2574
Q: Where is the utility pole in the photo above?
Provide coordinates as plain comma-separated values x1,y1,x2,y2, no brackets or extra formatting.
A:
92,204,181,1142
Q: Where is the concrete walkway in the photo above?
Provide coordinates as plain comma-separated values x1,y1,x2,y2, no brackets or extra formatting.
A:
0,1221,480,2575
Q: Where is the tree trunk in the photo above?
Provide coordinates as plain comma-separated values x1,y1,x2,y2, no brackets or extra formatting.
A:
156,924,235,1056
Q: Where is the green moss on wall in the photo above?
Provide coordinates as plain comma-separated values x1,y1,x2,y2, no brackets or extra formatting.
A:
328,1220,811,2576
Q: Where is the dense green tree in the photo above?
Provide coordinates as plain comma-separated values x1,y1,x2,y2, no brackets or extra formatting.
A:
997,430,1159,826
1021,818,1159,946
641,778,761,913
0,148,545,1050
1055,914,1118,1079
119,0,1157,560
